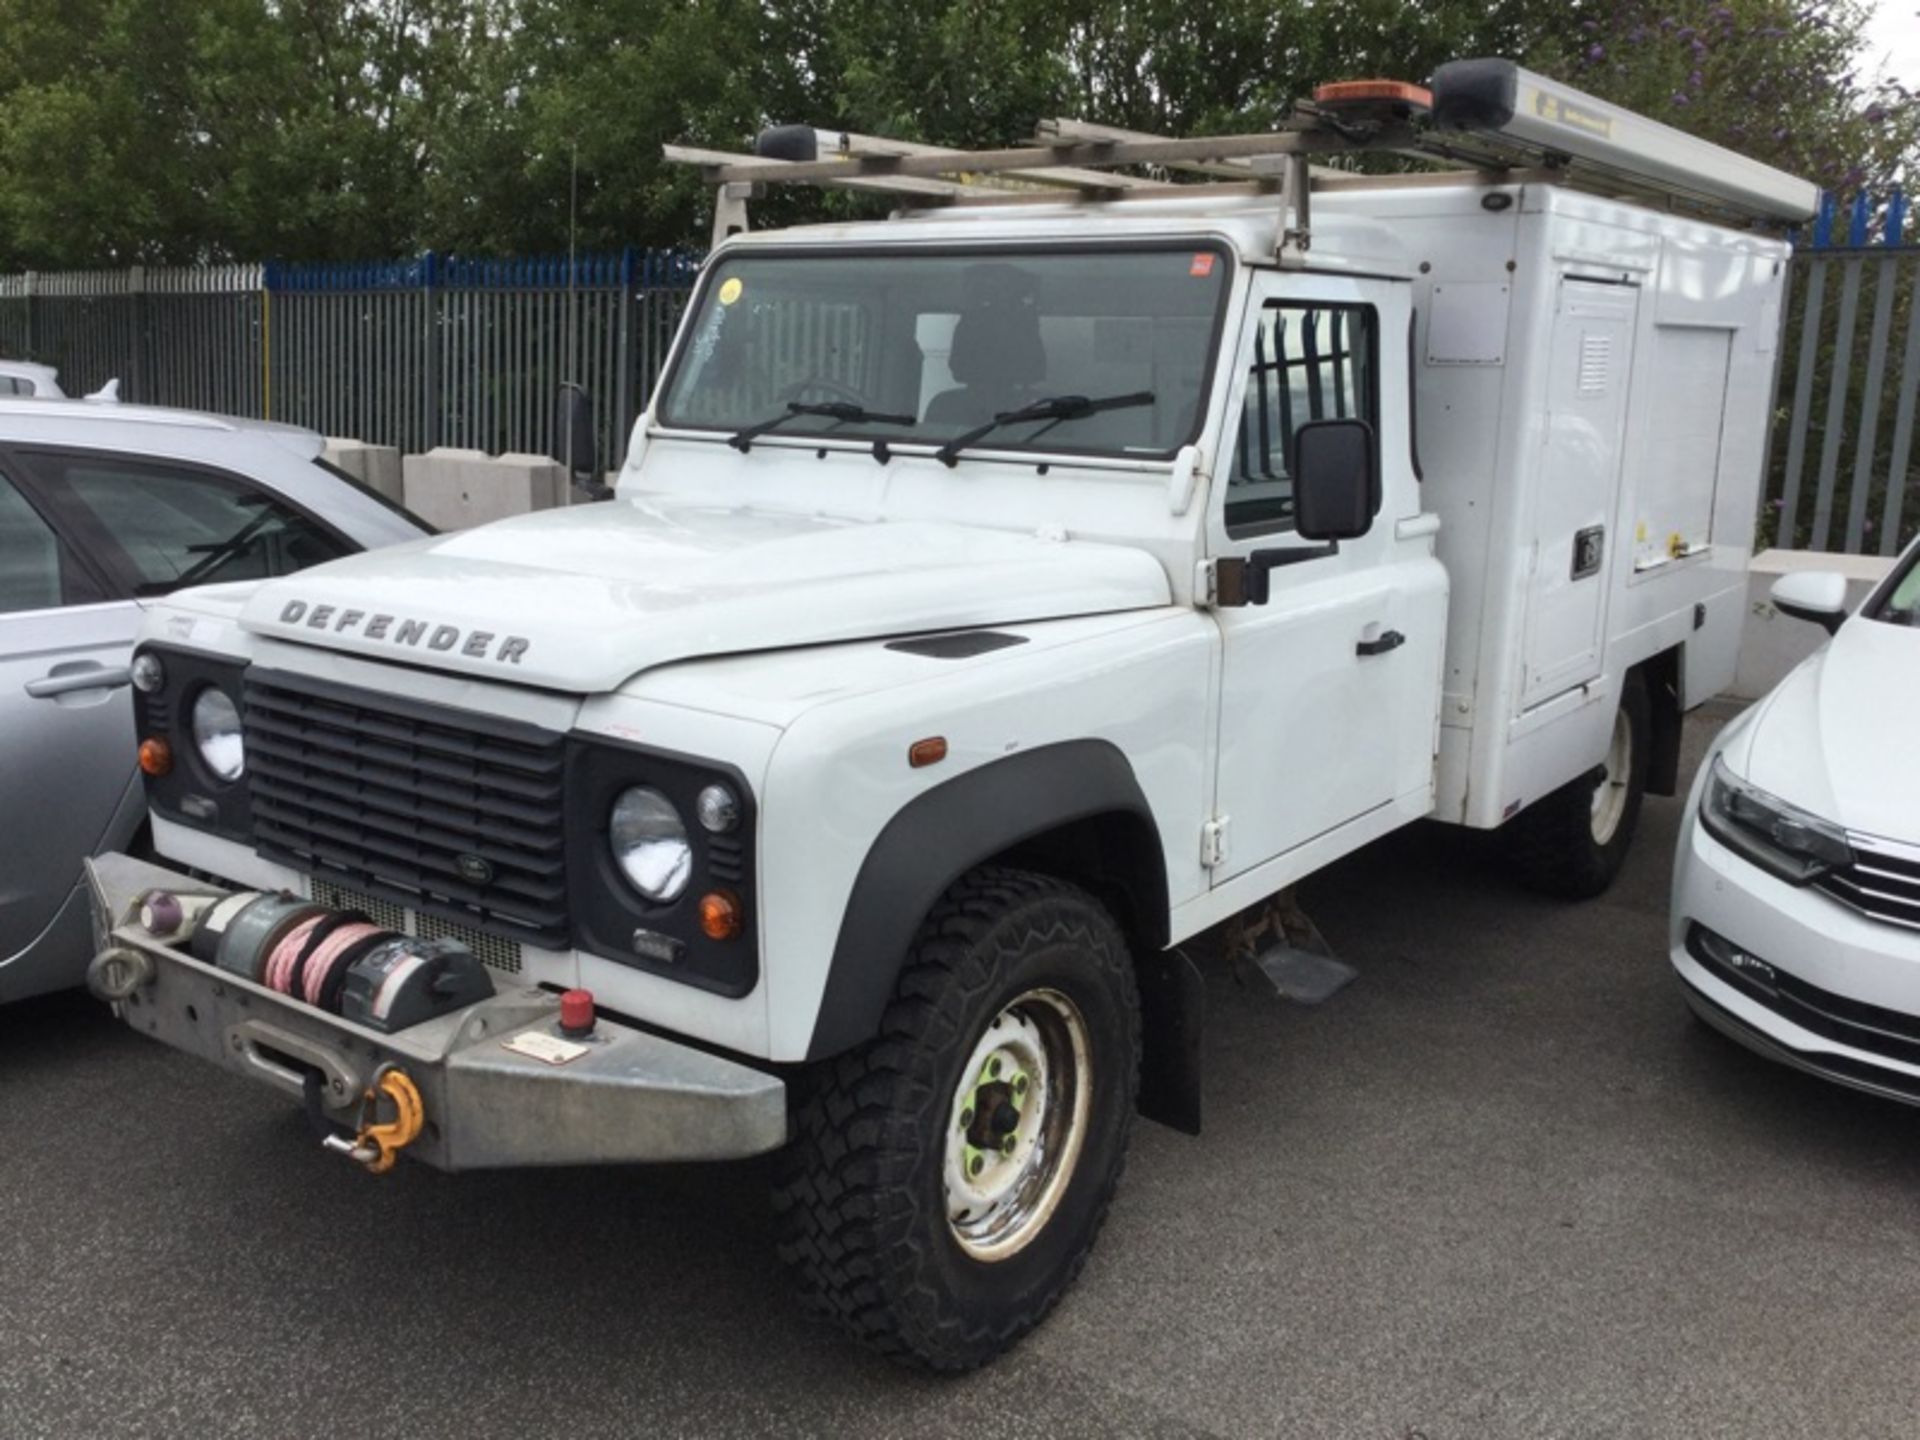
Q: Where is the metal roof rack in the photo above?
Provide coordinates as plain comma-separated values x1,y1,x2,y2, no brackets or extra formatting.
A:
665,59,1818,258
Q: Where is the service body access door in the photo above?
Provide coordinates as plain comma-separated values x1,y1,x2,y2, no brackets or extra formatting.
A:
1521,277,1638,709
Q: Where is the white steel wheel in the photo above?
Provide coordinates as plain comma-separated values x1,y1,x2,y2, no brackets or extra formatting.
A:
1590,704,1634,845
943,988,1092,1262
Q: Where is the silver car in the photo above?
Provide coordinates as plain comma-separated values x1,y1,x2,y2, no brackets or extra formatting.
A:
0,400,426,1001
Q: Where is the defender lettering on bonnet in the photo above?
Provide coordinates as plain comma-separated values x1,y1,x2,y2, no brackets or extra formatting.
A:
277,599,529,664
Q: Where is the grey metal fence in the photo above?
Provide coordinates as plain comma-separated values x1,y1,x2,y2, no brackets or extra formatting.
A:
0,251,696,471
1767,190,1917,556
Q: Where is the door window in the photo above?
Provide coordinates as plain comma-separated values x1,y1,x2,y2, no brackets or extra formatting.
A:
1226,303,1377,538
0,474,104,613
15,451,353,596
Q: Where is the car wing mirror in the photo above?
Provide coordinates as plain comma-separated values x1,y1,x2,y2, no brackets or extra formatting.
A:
1293,418,1378,542
553,383,607,499
1770,570,1848,635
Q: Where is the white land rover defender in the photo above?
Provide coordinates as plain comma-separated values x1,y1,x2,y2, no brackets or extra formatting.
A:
85,61,1814,1369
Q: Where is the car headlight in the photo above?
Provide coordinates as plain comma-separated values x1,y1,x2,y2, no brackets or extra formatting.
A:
191,688,246,783
609,786,693,902
1700,753,1851,884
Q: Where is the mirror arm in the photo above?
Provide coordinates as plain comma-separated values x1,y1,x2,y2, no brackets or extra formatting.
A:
1216,541,1341,607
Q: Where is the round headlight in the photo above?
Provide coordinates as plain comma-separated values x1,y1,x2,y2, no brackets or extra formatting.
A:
130,652,166,694
191,688,245,782
610,787,692,902
696,782,740,834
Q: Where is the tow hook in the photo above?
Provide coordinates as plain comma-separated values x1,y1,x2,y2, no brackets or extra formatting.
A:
87,945,155,1003
319,1064,425,1174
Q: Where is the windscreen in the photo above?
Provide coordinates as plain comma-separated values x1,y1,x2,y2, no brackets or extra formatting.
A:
657,246,1230,459
1869,545,1920,626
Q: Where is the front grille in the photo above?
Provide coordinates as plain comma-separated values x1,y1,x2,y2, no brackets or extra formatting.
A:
1689,924,1920,1068
245,670,569,948
1817,838,1920,932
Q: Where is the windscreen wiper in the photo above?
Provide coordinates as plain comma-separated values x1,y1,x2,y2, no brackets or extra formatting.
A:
934,391,1155,468
148,502,278,594
727,400,916,453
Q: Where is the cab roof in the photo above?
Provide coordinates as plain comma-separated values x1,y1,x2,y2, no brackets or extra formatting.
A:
716,192,1418,280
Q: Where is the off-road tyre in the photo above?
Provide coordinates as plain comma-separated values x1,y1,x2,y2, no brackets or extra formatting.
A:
1506,670,1652,899
773,866,1141,1371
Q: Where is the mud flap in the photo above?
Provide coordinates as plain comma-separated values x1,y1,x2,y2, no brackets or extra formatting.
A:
1136,945,1205,1135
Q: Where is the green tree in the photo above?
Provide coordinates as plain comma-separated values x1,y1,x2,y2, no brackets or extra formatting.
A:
0,0,1906,265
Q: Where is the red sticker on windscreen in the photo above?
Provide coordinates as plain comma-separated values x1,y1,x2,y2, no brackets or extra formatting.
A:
1189,253,1216,277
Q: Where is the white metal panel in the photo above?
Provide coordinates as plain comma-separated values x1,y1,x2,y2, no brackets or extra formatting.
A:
1425,283,1510,365
753,609,1216,1061
1521,277,1638,709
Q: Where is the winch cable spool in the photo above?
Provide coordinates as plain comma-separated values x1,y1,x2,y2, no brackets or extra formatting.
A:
261,913,326,994
289,917,384,1006
223,898,332,990
272,910,377,1002
304,924,387,1009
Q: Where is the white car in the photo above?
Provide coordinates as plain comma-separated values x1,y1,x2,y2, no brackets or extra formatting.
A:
1671,537,1920,1100
1,400,427,1002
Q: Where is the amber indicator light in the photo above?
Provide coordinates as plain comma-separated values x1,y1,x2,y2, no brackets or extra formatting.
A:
908,736,948,768
138,737,173,777
1312,80,1433,108
699,890,744,941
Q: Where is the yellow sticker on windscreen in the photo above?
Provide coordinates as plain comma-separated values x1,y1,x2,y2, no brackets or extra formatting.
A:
718,276,744,305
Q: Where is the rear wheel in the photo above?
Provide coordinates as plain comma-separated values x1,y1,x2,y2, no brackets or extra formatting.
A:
774,867,1140,1371
1506,671,1651,899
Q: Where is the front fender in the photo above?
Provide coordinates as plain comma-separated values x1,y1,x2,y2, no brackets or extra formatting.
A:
805,739,1166,1061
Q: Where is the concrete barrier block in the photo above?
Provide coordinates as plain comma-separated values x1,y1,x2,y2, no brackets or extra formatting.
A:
323,437,404,505
402,448,558,530
1732,548,1895,700
496,453,569,510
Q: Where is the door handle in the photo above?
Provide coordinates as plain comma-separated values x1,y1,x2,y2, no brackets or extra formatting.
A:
1356,629,1405,657
25,663,132,698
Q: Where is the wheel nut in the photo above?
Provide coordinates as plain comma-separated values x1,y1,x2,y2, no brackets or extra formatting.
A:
960,1107,974,1128
1002,1137,1016,1155
988,1058,1002,1078
1013,1075,1028,1094
968,1154,984,1177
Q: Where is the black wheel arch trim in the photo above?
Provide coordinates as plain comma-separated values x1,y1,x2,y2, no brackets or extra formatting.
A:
805,739,1172,1063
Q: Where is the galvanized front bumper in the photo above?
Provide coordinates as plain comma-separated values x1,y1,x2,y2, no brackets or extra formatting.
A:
85,853,788,1170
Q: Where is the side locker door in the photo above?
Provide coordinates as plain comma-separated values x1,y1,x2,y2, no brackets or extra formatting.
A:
1208,278,1404,879
1521,277,1639,709
0,471,137,969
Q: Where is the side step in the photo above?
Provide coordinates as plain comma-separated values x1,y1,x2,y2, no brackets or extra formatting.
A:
1226,890,1358,1006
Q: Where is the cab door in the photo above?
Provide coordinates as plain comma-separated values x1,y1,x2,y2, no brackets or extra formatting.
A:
1208,276,1410,878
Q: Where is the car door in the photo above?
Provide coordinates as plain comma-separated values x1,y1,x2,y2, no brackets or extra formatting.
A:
0,472,137,967
1208,278,1408,880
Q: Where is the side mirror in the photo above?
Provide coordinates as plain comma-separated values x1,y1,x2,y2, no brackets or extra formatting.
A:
1770,570,1848,635
554,383,608,502
1292,418,1378,542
